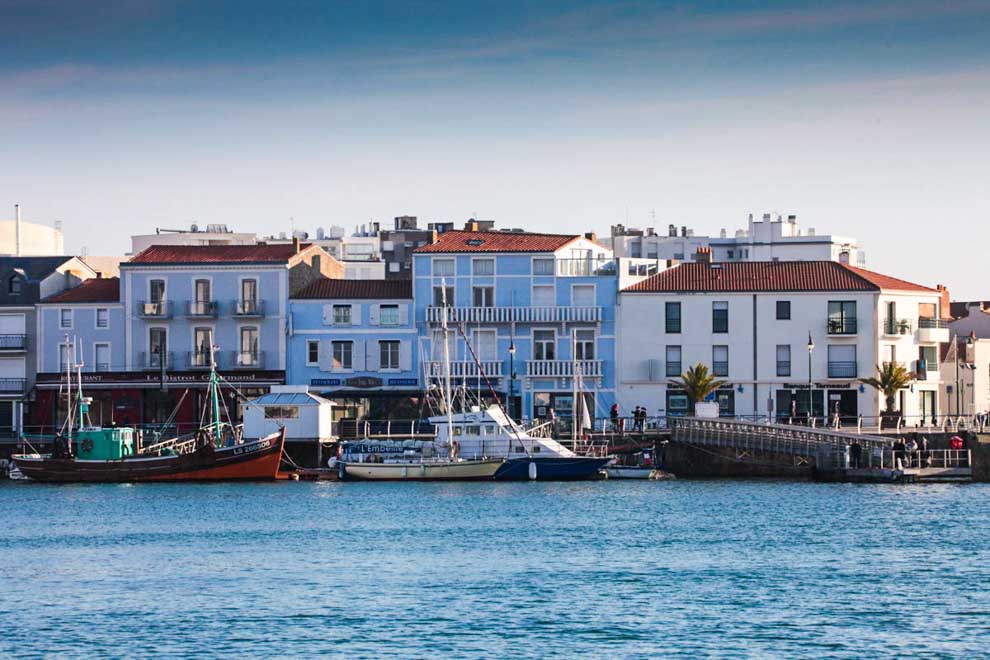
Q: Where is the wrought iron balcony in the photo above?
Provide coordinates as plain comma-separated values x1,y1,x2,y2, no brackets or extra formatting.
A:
0,378,25,393
138,300,171,318
917,317,949,343
426,306,602,324
186,350,214,369
232,299,265,317
881,317,913,336
139,351,174,370
712,361,729,377
525,359,604,378
0,334,26,351
827,361,858,378
826,318,857,335
229,350,265,369
185,300,218,318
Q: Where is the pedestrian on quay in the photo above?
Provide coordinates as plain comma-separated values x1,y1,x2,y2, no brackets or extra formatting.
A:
610,403,619,432
893,437,906,469
850,440,862,469
918,435,930,467
905,437,918,468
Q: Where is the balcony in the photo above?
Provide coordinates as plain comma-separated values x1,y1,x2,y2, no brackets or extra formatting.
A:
554,258,618,277
827,361,858,378
425,306,602,324
138,300,172,319
0,378,25,393
139,351,174,370
186,301,218,318
826,318,858,335
229,350,265,369
232,299,265,317
776,361,791,377
915,359,939,381
186,351,214,369
917,317,950,344
425,360,503,379
881,317,913,336
666,362,682,377
526,359,604,379
0,334,26,351
712,361,729,377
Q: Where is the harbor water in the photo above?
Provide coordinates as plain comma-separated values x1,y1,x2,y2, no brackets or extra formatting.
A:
2,480,988,658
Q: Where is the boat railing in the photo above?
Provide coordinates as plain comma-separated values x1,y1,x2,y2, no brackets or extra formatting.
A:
339,419,438,440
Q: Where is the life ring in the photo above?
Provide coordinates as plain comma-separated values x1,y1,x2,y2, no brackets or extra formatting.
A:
80,438,94,453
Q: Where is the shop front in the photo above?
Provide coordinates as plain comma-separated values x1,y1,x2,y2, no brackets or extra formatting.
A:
775,383,858,423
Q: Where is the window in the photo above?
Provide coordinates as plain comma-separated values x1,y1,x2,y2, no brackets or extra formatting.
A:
776,301,791,320
306,340,319,366
332,341,353,370
727,250,734,259
533,258,554,275
776,345,791,377
379,340,400,370
534,330,555,360
574,330,595,360
149,328,167,368
532,285,555,306
433,258,455,277
241,279,258,314
712,302,728,333
239,327,259,365
333,304,352,325
379,304,399,326
264,406,299,420
572,284,595,306
94,343,110,372
193,327,213,367
665,345,682,377
96,308,109,328
60,309,73,329
433,286,454,307
827,301,857,334
194,279,211,302
149,279,165,303
665,302,681,333
919,346,937,375
473,330,497,361
472,258,494,276
59,343,70,371
311,255,321,270
712,345,728,376
827,344,857,378
472,286,494,307
8,276,21,295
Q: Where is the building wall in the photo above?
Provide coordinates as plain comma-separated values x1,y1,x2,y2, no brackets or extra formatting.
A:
288,249,344,294
36,304,126,373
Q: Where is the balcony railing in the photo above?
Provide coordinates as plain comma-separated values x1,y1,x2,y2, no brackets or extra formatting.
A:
881,318,913,335
186,301,218,318
712,361,729,377
918,317,948,329
425,360,504,379
776,361,791,377
827,318,857,335
0,378,25,393
554,258,618,277
525,359,604,378
666,362,682,377
139,351,174,370
138,300,172,318
232,299,265,317
186,351,214,369
0,334,26,350
917,317,950,343
426,306,602,324
229,350,265,369
827,361,858,378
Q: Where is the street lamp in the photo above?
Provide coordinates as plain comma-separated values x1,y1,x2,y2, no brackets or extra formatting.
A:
508,341,517,421
807,332,815,425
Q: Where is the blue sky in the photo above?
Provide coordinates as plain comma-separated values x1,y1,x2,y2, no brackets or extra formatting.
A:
1,0,988,296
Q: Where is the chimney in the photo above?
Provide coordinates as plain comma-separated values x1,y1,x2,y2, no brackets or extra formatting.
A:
464,220,479,232
293,236,302,254
937,284,952,319
14,204,21,257
584,231,597,243
693,246,712,264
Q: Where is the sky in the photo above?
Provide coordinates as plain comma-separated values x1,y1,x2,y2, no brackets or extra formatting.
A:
0,0,988,297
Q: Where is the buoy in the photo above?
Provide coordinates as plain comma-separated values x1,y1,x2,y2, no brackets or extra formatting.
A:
528,461,538,480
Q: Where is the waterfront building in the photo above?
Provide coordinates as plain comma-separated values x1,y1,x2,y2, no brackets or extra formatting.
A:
287,278,419,421
31,242,341,433
412,229,656,425
606,212,865,266
939,334,990,417
616,257,948,423
0,256,97,441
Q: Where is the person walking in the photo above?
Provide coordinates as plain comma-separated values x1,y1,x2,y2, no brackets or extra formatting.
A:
610,403,619,433
850,440,862,469
905,437,918,468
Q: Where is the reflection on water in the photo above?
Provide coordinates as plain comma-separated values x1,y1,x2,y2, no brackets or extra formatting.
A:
1,480,988,657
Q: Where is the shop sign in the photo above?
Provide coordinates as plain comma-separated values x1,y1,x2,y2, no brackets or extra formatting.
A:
345,376,383,388
387,378,418,387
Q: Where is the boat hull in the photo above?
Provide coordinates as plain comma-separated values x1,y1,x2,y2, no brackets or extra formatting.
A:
494,456,611,481
341,458,503,481
11,430,286,483
603,466,655,479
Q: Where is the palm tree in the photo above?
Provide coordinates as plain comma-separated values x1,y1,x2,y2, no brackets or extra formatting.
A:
670,363,727,414
859,362,916,414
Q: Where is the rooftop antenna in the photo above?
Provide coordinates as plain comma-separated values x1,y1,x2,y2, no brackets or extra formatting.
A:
14,204,21,257
649,208,656,234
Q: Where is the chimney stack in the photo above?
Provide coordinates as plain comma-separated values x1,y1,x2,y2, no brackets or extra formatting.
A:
293,236,302,254
464,220,479,232
14,204,21,257
694,246,712,264
937,284,952,319
584,231,597,243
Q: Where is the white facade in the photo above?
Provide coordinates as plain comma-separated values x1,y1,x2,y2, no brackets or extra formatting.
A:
616,268,945,425
243,386,335,441
130,225,258,255
939,338,990,417
265,228,385,280
606,213,865,266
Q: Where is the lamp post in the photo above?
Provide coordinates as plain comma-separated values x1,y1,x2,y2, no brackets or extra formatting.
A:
807,332,815,425
508,340,517,421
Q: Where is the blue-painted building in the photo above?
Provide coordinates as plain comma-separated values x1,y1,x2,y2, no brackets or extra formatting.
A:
288,279,419,421
412,230,623,425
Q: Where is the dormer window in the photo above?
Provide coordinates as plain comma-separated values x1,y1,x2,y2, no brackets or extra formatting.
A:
8,275,21,295
466,239,485,247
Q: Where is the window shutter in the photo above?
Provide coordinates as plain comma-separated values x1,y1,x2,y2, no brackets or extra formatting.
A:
351,304,362,326
322,305,333,326
369,304,380,326
317,341,332,371
400,340,412,372
353,339,366,371
366,341,379,372
398,304,409,326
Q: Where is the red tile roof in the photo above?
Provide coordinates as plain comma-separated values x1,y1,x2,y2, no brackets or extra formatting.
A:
42,277,120,303
623,261,938,294
292,278,412,300
128,244,312,265
413,230,580,254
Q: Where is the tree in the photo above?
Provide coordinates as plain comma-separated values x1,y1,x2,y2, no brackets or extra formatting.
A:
858,362,916,414
669,363,727,414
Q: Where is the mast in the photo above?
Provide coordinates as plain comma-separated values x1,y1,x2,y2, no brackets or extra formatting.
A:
440,279,453,444
572,329,578,446
64,334,74,441
209,331,221,441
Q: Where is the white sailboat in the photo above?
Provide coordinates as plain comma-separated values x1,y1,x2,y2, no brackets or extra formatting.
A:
338,281,503,481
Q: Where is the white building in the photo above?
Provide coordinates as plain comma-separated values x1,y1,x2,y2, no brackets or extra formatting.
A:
939,335,990,417
130,224,258,255
263,226,385,280
616,258,947,425
0,205,64,256
606,213,865,266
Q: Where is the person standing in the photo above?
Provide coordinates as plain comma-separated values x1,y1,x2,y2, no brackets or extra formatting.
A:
905,437,918,468
610,403,619,432
850,440,862,469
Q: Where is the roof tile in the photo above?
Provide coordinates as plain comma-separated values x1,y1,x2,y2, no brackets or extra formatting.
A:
413,230,580,254
292,278,412,300
42,277,120,303
127,244,310,265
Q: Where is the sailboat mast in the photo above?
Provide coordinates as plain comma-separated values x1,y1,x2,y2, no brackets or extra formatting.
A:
210,331,221,441
572,330,578,446
440,279,453,442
